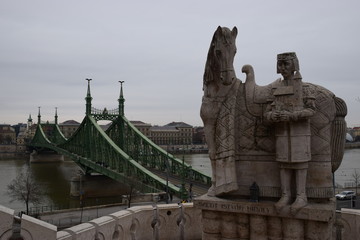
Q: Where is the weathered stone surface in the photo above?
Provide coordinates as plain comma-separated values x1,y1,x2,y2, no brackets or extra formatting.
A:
194,195,335,222
195,195,335,239
200,26,239,197
56,231,73,240
0,206,14,240
338,208,360,240
89,216,116,240
20,214,57,240
62,223,96,239
0,203,359,239
201,27,347,201
56,203,202,240
198,26,347,240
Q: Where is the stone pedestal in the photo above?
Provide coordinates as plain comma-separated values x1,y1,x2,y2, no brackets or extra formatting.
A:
30,151,64,162
194,195,335,240
70,174,130,197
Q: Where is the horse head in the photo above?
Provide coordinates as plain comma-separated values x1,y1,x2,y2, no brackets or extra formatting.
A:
204,26,238,88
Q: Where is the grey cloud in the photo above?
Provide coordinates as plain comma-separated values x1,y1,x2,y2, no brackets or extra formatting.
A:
1,0,360,127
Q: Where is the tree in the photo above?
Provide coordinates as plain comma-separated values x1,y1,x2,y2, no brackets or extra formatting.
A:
351,169,360,195
7,168,43,215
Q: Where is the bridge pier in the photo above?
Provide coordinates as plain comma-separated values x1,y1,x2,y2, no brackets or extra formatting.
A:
30,150,64,163
70,174,131,198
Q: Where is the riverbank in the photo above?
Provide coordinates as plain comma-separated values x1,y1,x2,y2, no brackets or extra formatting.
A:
345,142,360,149
30,192,170,229
0,153,28,160
1,141,358,159
158,144,208,154
0,144,29,159
0,143,209,160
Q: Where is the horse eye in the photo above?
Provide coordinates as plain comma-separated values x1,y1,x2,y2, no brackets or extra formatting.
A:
215,50,221,56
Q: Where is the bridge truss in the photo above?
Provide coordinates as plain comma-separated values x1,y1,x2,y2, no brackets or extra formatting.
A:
29,80,211,200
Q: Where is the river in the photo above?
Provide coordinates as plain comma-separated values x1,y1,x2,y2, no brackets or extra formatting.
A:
0,154,211,212
0,150,358,212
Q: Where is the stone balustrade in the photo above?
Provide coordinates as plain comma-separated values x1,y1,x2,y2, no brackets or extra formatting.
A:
0,203,201,240
1,203,360,240
337,208,360,239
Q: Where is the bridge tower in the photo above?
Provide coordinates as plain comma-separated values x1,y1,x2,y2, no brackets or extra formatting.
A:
118,81,125,149
55,107,58,124
85,78,93,116
118,81,125,116
37,106,41,124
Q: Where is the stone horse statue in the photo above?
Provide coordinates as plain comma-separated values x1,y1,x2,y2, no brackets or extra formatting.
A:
201,26,347,199
200,26,241,196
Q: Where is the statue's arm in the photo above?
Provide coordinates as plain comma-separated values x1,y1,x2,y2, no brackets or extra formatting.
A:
263,102,280,123
291,86,316,121
291,109,314,121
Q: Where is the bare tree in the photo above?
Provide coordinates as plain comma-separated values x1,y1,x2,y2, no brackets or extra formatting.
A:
7,168,43,215
351,169,360,195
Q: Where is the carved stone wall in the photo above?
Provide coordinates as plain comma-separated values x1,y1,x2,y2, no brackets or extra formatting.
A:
232,82,339,199
195,195,335,240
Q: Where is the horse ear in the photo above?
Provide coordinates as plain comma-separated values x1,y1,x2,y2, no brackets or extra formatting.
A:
215,26,223,37
232,27,238,38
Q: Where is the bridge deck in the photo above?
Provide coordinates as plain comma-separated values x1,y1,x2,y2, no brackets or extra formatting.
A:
148,168,209,198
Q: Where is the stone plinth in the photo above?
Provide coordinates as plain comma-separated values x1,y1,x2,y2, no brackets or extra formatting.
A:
194,195,335,240
70,174,130,197
30,151,64,162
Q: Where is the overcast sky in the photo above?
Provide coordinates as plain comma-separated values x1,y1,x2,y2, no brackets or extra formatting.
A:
1,0,360,127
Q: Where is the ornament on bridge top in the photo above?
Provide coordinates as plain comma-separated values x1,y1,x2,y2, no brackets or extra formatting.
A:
200,26,347,201
84,79,126,121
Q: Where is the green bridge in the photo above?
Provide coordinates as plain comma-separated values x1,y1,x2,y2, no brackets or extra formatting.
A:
29,80,211,200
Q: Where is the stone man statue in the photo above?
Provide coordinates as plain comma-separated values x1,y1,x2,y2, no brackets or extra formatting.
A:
264,52,315,214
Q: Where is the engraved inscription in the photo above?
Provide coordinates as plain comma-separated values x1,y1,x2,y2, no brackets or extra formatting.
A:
195,200,272,215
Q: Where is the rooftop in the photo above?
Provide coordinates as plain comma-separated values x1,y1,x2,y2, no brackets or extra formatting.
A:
164,121,193,128
60,120,81,125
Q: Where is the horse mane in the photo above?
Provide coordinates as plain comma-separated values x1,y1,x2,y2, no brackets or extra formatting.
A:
203,34,219,87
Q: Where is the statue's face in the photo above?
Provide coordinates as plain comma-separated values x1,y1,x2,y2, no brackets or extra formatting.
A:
213,27,237,86
277,60,294,79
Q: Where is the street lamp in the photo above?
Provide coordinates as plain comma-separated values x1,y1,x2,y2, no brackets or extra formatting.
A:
165,154,170,203
78,170,84,223
180,156,188,202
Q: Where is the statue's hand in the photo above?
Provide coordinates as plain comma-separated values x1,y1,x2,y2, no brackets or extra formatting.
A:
269,111,281,122
290,111,299,121
290,110,313,121
279,111,291,122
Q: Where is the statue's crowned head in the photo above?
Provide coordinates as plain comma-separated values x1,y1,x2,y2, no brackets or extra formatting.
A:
277,52,299,74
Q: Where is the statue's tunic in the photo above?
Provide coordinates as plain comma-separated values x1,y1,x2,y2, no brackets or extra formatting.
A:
266,78,315,168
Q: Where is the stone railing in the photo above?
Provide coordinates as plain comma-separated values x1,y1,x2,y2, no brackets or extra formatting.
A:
336,208,360,239
0,203,202,240
2,203,360,240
